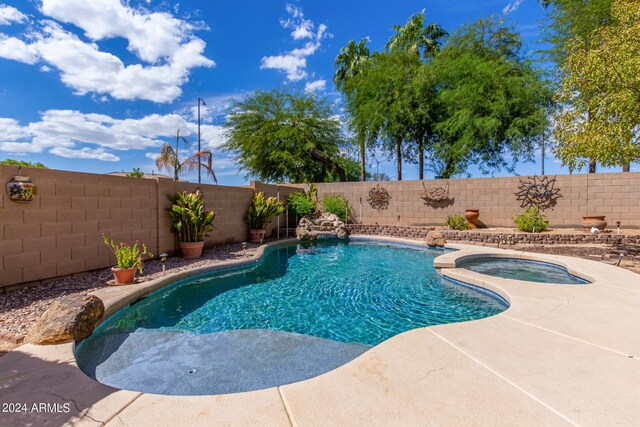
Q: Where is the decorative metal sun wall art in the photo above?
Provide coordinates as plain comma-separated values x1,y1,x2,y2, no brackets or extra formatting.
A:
514,175,562,211
367,184,391,212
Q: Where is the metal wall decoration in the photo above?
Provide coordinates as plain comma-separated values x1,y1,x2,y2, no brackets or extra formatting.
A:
420,181,454,208
515,175,561,211
367,184,391,212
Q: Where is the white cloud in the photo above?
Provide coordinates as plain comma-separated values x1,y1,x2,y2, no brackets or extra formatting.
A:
0,110,227,161
0,4,27,25
503,0,524,14
260,5,331,82
50,146,120,161
0,34,38,64
0,2,214,103
305,79,326,93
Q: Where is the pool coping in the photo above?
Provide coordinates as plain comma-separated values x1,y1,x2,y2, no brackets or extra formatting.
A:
2,235,640,426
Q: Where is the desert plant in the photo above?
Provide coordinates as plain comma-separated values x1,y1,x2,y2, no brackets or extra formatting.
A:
245,192,285,230
321,194,352,221
445,214,470,230
287,184,319,218
167,191,216,242
514,207,549,233
102,235,152,273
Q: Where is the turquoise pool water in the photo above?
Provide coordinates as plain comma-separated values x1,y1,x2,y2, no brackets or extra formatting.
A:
85,240,507,347
457,257,589,285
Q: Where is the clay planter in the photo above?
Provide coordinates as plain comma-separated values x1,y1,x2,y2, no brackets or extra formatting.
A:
6,175,37,202
464,209,480,229
249,229,266,244
582,216,607,231
179,241,205,259
111,267,136,285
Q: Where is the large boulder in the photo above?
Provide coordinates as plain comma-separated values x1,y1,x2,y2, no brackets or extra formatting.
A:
296,213,350,241
25,295,104,345
426,231,446,247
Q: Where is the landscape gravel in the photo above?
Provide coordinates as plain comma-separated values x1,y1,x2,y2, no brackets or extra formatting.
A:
0,242,264,339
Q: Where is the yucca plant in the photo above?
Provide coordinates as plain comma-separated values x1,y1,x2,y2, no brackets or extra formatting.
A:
167,191,216,242
245,192,285,230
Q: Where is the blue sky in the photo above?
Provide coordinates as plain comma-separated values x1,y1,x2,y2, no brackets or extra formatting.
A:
0,0,630,185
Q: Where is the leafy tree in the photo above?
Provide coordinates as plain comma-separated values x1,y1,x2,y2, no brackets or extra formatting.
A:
553,0,640,172
540,0,615,172
428,18,552,178
334,39,371,181
539,0,614,66
156,130,217,182
345,51,422,180
0,159,47,168
385,10,446,179
126,168,144,178
223,89,351,183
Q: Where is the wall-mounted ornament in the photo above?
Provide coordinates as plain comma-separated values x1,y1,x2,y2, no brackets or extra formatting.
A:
420,181,454,208
6,173,37,202
367,184,391,212
514,175,561,211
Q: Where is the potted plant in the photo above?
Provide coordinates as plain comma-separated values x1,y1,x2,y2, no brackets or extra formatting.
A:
102,235,152,285
167,191,216,258
245,192,285,243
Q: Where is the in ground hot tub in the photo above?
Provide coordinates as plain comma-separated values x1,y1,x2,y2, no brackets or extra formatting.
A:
456,257,590,284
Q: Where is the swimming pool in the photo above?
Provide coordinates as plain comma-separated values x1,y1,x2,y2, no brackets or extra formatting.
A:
76,239,507,394
457,257,590,284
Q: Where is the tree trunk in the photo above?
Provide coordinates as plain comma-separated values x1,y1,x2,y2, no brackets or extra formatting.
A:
309,147,347,182
396,137,402,181
442,157,457,179
589,158,596,173
623,162,630,172
359,133,366,182
418,135,424,180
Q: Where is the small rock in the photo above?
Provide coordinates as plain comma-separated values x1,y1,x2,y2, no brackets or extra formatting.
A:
25,295,104,345
426,231,446,247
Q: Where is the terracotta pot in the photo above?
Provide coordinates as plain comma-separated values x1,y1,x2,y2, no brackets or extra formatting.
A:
582,216,607,231
112,267,136,285
6,175,37,202
179,241,205,259
249,229,266,243
464,209,480,229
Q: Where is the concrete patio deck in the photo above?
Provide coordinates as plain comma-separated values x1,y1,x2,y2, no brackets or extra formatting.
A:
1,238,639,426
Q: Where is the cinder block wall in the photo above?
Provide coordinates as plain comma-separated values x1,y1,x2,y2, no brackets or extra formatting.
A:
2,166,639,287
0,165,255,287
307,172,640,229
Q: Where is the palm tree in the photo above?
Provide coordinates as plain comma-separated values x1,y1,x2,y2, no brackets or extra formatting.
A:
385,10,447,180
334,39,371,182
156,129,217,183
385,10,447,62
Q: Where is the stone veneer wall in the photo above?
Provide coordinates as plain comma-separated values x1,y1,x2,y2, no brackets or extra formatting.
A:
305,172,640,229
347,224,640,245
0,165,300,288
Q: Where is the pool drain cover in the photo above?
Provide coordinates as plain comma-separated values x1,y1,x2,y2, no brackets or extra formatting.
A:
188,369,196,374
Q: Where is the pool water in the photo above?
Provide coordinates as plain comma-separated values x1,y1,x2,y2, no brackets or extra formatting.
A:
85,240,507,347
457,257,589,285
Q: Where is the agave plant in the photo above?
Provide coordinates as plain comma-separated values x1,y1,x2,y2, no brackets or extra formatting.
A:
167,191,216,242
156,129,217,183
245,192,285,230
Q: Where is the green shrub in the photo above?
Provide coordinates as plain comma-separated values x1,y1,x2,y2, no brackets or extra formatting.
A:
321,194,352,221
445,214,470,230
513,207,549,233
245,192,285,229
126,168,144,178
287,188,317,217
0,159,47,168
167,191,216,242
